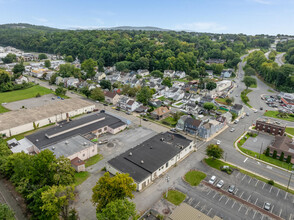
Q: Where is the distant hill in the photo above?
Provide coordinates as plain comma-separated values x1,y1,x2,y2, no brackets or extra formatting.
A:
105,26,172,31
0,23,64,32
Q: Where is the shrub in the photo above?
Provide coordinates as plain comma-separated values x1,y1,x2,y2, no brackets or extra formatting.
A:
279,152,285,161
35,93,41,97
268,180,274,185
273,150,277,159
286,155,292,164
265,147,270,157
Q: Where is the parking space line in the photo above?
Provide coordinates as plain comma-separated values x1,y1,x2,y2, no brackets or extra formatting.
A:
213,192,217,198
232,201,236,208
206,189,211,196
248,177,252,184
201,205,206,212
276,189,280,197
238,204,243,212
235,189,238,195
195,201,200,208
270,205,274,213
289,213,292,220
240,192,244,198
247,195,251,202
245,207,249,215
255,198,258,205
219,195,224,202
269,186,273,193
242,175,246,181
255,180,259,187
253,211,257,219
236,173,240,178
262,182,266,189
279,209,282,217
207,208,212,216
261,214,264,220
225,198,230,205
284,192,288,200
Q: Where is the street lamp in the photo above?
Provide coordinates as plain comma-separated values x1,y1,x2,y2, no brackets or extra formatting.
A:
287,165,294,191
165,174,170,198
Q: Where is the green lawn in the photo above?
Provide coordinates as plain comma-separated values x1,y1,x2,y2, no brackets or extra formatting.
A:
249,84,257,88
85,154,103,167
0,105,10,113
164,190,186,205
0,85,53,103
161,116,177,127
241,89,253,108
175,102,183,106
172,79,189,83
157,96,166,101
286,127,294,136
184,170,206,186
267,89,275,93
215,98,227,105
74,171,90,186
204,158,294,194
264,111,294,122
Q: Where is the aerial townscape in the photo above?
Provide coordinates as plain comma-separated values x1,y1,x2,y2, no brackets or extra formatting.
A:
1,1,294,220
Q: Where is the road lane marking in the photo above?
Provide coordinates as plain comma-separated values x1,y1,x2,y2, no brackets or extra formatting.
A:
262,182,266,189
253,211,256,219
255,180,259,187
279,209,282,217
219,195,224,202
207,208,212,216
225,198,230,205
238,204,243,212
247,195,251,202
269,186,273,193
244,157,248,163
276,189,280,197
284,192,288,200
255,198,258,205
232,201,236,208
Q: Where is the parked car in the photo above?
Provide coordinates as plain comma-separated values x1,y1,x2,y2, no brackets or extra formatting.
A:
260,107,263,110
230,128,235,132
246,112,249,116
228,185,235,193
100,110,105,113
264,202,271,211
216,180,224,188
208,175,216,184
234,119,239,124
51,98,55,100
126,112,131,115
98,139,108,145
254,110,258,113
241,115,245,119
170,128,177,132
216,140,221,145
96,100,99,103
143,118,148,121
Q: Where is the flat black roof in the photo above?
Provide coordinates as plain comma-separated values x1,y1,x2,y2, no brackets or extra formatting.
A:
108,132,192,182
26,113,125,149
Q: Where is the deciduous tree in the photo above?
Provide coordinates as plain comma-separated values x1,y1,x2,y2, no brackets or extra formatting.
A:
206,144,224,159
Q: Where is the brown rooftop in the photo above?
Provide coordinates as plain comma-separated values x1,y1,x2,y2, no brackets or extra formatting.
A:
71,157,85,166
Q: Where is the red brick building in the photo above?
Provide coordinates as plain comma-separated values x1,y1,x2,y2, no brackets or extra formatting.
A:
255,118,286,136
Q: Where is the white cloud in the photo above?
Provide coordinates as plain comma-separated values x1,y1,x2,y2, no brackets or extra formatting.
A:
175,22,227,32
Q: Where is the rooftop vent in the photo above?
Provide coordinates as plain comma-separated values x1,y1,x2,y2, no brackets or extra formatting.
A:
52,146,55,150
83,142,87,146
36,139,39,142
141,160,144,164
65,141,69,145
160,138,165,141
129,152,132,156
150,146,153,149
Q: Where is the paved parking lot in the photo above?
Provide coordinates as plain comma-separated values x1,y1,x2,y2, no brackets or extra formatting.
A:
243,133,275,153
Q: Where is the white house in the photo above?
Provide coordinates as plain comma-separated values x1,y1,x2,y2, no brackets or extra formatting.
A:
15,75,29,84
175,71,186,79
164,70,176,78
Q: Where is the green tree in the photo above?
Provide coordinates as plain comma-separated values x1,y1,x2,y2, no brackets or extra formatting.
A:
52,156,75,186
0,203,15,220
161,77,172,88
265,147,270,156
189,70,199,79
150,70,163,78
49,73,57,85
243,76,256,89
44,60,51,68
286,155,292,163
273,150,277,159
99,80,112,90
38,53,48,60
225,98,233,105
81,58,97,78
2,53,17,64
91,88,105,101
115,61,132,72
203,102,215,112
55,87,67,96
279,152,285,161
244,66,256,76
206,144,224,159
92,172,136,212
12,63,25,74
80,86,91,98
136,86,152,105
96,199,136,220
172,112,182,122
65,55,74,62
211,64,224,74
41,185,75,220
206,81,217,91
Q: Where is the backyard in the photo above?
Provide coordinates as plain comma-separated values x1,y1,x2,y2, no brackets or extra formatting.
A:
160,116,177,127
264,111,294,122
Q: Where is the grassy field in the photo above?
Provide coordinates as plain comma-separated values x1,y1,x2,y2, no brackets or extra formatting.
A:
74,171,90,186
286,127,294,136
164,190,186,205
264,111,294,122
0,85,53,103
160,116,177,127
184,170,206,186
85,154,103,168
204,158,294,194
215,98,227,105
0,105,10,113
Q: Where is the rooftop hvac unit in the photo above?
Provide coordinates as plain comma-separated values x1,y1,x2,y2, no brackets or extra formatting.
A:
83,142,87,146
141,160,144,164
65,141,69,145
52,146,55,150
36,139,39,142
129,152,132,156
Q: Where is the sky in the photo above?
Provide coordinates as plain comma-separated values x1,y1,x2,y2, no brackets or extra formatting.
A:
0,0,294,35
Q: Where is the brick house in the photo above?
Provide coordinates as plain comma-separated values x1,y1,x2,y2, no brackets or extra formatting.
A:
255,118,286,136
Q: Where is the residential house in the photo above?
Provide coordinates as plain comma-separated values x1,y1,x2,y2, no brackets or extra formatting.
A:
164,70,175,78
137,69,149,77
95,72,106,81
15,75,29,84
55,76,64,85
105,91,120,105
198,119,224,139
220,112,232,123
45,71,55,81
117,96,130,110
230,104,244,116
149,100,162,108
150,106,170,120
221,69,233,78
176,115,191,131
175,71,186,79
126,99,140,112
215,80,232,93
184,118,202,135
135,105,149,113
66,77,79,88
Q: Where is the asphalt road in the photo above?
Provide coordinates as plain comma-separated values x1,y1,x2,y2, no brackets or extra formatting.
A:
275,53,286,66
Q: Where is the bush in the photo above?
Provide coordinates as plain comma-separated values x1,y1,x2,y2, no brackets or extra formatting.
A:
220,166,233,175
273,150,277,159
268,180,274,185
286,155,292,164
265,147,270,157
279,152,285,161
35,93,41,97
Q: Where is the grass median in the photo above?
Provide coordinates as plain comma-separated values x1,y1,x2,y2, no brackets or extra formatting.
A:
241,89,253,108
164,190,186,205
264,111,294,122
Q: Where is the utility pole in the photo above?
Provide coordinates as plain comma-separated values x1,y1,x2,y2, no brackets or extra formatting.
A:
165,174,170,198
287,165,294,191
259,142,263,159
